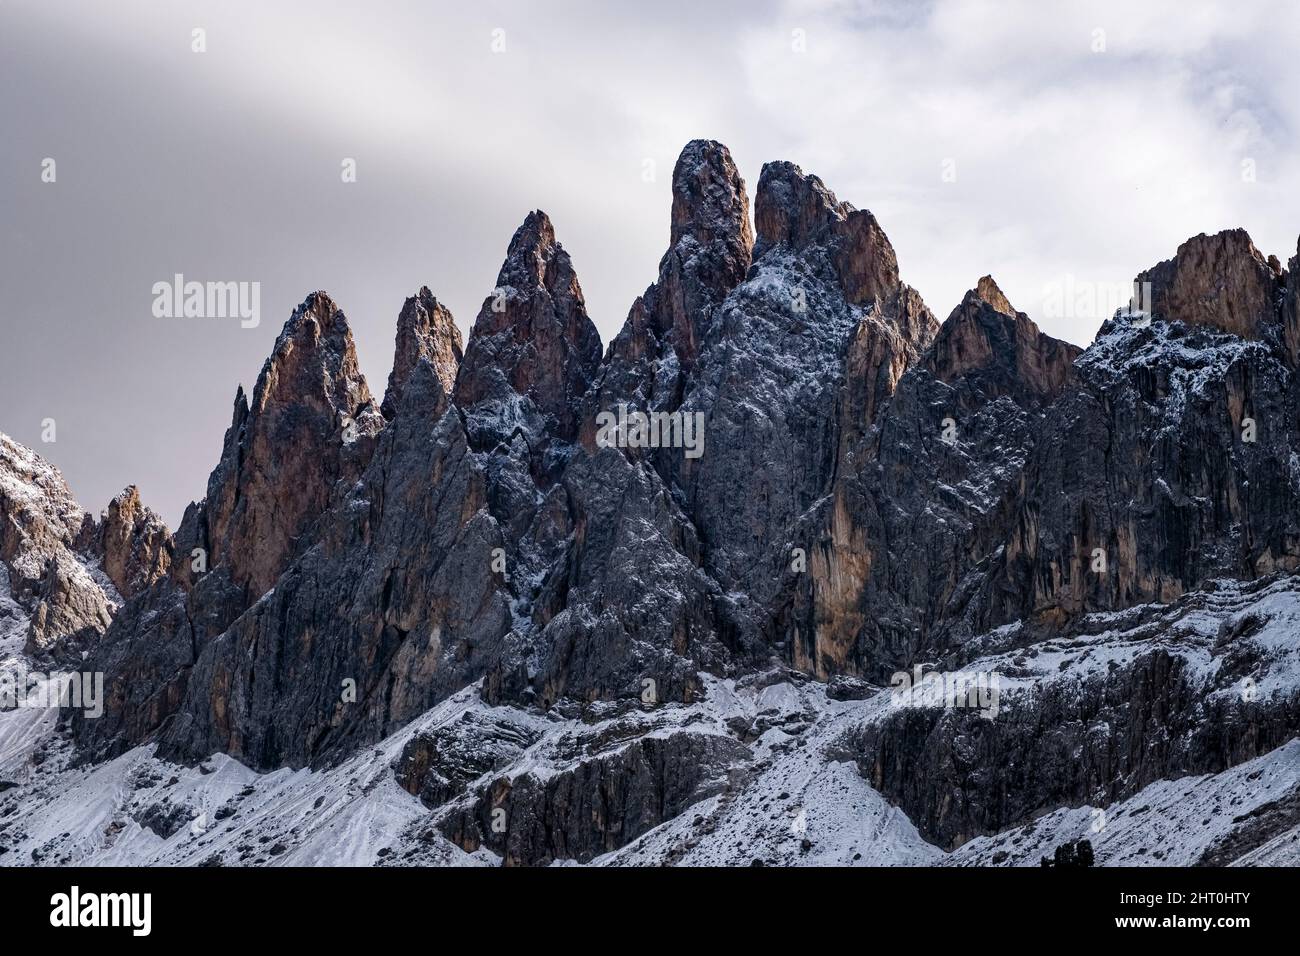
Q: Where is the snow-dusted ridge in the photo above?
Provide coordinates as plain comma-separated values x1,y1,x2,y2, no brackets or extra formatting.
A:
4,573,1299,867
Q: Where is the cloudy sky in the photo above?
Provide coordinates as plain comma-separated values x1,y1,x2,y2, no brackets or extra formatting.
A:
3,0,1298,526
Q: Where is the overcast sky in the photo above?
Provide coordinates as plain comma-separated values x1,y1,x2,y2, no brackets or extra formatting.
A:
3,0,1298,527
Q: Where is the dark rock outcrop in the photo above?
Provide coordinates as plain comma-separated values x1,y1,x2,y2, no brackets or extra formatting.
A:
844,581,1300,849
453,210,603,473
158,360,510,769
438,729,749,866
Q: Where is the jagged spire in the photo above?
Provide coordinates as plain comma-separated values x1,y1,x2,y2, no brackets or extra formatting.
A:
973,275,1016,316
453,211,602,453
76,485,172,599
382,287,462,420
186,291,383,599
596,141,754,403
670,139,755,255
927,276,1079,402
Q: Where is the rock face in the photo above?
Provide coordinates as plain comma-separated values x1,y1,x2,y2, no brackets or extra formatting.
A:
0,434,116,657
663,156,938,657
454,210,603,474
591,139,754,416
438,729,749,866
842,575,1300,850
157,359,511,768
1136,229,1285,341
925,276,1079,404
382,287,463,420
76,486,172,599
175,291,383,604
767,275,1077,681
1283,236,1300,365
74,292,385,761
2,138,1295,866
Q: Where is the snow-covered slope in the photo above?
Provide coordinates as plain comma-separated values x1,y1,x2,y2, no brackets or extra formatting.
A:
5,571,1299,867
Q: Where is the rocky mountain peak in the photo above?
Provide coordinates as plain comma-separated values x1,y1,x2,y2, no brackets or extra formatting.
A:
494,210,564,294
753,160,850,254
0,434,115,657
927,277,1080,403
76,484,172,600
18,139,1300,872
180,291,383,600
754,160,901,306
251,291,373,418
1136,228,1283,340
669,139,754,255
453,210,603,454
590,142,755,415
382,287,463,420
973,274,1016,315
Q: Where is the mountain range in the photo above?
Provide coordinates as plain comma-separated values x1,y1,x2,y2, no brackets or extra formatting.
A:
3,140,1300,867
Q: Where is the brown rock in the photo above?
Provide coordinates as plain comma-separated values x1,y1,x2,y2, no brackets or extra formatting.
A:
453,210,603,461
753,160,903,307
77,485,172,599
1136,229,1283,339
183,291,383,601
381,287,463,420
927,276,1080,404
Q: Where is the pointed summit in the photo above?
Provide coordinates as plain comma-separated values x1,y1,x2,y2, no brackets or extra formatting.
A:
250,292,372,418
754,160,851,254
453,211,602,458
592,141,754,417
179,291,383,600
382,287,462,420
928,278,1079,403
973,275,1016,316
76,485,172,599
493,210,566,294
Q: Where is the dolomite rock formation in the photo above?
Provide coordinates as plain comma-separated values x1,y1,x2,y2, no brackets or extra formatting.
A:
173,291,383,604
0,435,115,657
589,138,754,423
453,210,603,474
382,287,463,420
3,139,1299,867
76,485,172,599
75,292,386,761
1136,229,1285,342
